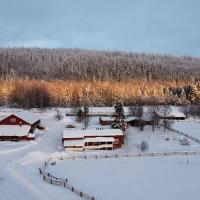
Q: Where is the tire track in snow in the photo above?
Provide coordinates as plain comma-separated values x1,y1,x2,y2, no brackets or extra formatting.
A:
2,167,50,200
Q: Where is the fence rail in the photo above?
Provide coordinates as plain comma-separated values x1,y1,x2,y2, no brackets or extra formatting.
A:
39,150,200,200
39,161,98,200
55,151,200,162
162,125,200,144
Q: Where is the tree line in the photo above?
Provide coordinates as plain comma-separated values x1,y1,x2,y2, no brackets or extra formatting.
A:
0,48,200,108
0,48,200,82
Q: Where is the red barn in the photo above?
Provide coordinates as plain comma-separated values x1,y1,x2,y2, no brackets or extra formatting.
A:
0,111,40,133
0,111,40,141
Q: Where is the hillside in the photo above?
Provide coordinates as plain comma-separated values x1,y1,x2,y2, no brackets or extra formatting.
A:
0,48,200,81
0,48,200,107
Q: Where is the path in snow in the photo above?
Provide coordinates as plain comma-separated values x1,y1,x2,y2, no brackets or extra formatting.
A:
0,115,80,200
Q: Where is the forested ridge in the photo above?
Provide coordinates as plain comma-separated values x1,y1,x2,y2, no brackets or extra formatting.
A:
0,48,200,81
0,48,200,108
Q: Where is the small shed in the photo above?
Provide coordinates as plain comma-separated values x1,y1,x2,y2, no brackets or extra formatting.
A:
99,117,113,126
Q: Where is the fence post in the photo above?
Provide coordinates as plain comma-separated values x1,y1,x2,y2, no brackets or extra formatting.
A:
39,168,42,174
66,178,68,182
51,179,52,184
43,175,45,180
95,155,98,159
72,187,74,191
63,182,66,187
80,192,83,197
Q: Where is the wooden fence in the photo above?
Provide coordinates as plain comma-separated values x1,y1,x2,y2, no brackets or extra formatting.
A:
55,151,200,162
39,150,200,200
66,112,132,117
162,125,200,144
39,160,98,200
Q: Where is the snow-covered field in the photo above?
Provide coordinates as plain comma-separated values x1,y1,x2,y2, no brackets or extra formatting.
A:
124,126,200,153
0,107,200,200
173,118,200,140
47,156,200,200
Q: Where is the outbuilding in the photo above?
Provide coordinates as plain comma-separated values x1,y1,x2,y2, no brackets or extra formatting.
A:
0,111,41,133
63,128,124,151
0,125,34,141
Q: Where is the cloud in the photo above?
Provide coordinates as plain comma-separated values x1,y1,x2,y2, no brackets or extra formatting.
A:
0,0,199,56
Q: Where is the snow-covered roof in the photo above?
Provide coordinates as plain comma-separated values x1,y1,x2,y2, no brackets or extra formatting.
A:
100,117,113,121
15,111,40,124
168,110,186,118
63,128,123,139
0,125,31,136
125,117,137,122
0,111,40,125
64,137,115,147
0,115,7,121
155,111,186,118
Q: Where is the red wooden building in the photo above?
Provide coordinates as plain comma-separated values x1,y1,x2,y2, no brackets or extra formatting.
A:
63,129,124,151
0,111,40,132
0,111,40,141
99,117,113,126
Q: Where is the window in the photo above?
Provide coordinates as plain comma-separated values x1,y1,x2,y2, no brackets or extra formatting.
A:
107,142,113,144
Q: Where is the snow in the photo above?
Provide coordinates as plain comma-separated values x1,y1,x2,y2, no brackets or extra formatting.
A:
99,117,113,121
125,116,136,121
173,119,200,141
63,128,124,139
47,156,200,200
122,126,200,153
0,106,200,200
0,110,40,125
15,110,40,124
0,125,31,136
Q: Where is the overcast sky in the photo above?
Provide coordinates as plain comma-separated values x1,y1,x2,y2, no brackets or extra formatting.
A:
0,0,199,56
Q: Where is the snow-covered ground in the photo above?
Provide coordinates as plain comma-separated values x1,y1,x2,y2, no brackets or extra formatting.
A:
124,126,200,152
173,118,200,140
0,108,80,200
47,156,200,200
0,107,200,200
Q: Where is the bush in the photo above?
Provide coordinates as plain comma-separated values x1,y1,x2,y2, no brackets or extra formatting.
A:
140,140,149,152
76,108,84,122
55,110,63,120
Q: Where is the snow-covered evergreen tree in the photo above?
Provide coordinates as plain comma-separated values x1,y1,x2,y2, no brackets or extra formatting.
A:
111,101,127,131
